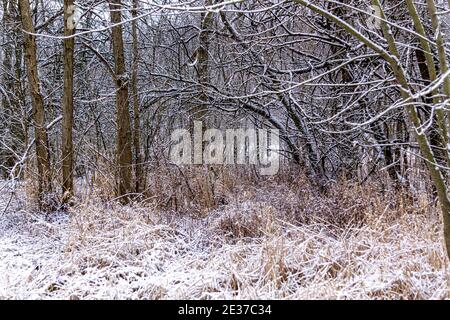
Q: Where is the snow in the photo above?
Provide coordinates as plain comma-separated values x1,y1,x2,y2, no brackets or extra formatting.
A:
0,205,69,299
0,187,448,299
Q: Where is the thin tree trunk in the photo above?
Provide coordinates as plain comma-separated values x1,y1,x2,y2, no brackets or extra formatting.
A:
61,0,75,204
131,0,143,194
425,0,450,167
407,0,449,169
1,0,26,178
1,0,14,175
13,0,27,180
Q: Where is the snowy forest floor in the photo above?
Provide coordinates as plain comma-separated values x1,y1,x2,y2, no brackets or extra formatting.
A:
0,177,449,299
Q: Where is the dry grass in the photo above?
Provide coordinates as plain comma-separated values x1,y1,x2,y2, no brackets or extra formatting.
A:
0,173,448,300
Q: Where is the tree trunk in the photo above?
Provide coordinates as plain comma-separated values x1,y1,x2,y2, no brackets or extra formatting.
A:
18,0,52,208
131,0,143,194
109,0,133,202
1,0,14,176
61,0,75,204
1,0,26,177
193,0,213,122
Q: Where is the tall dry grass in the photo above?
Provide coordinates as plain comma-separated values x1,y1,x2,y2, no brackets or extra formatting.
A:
1,167,448,299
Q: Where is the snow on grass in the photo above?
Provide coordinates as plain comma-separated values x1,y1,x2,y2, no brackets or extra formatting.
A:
0,208,69,299
0,193,448,300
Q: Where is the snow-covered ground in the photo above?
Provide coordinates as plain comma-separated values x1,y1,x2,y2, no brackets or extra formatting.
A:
0,208,69,299
0,187,448,299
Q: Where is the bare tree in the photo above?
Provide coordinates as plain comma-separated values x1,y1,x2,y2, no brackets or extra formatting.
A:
18,0,52,208
61,0,75,204
294,0,450,257
131,0,144,194
109,0,133,201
